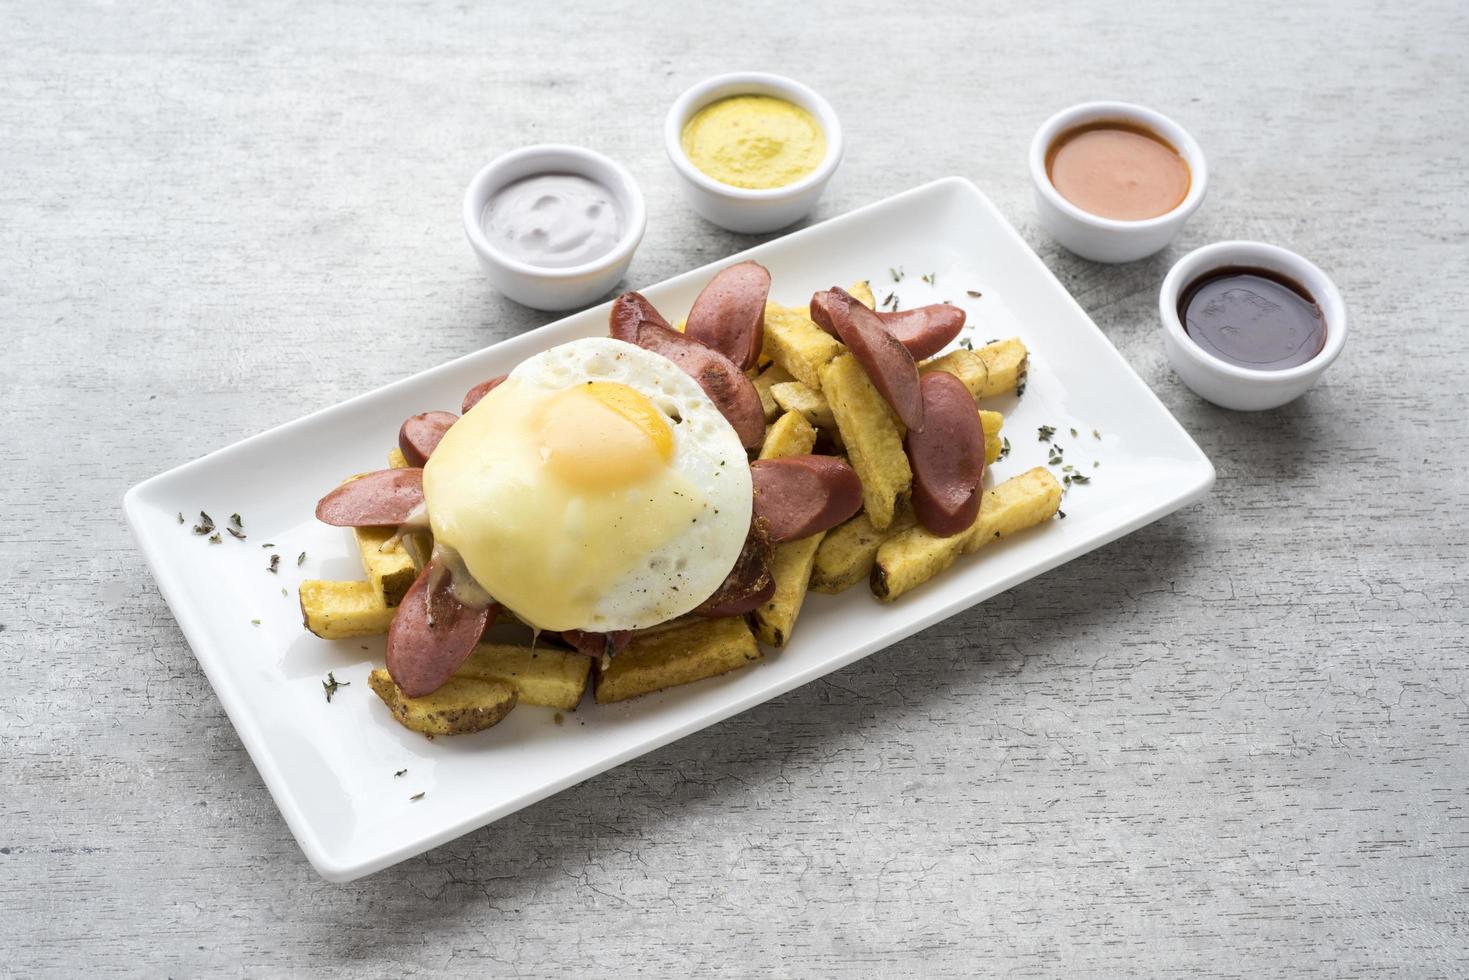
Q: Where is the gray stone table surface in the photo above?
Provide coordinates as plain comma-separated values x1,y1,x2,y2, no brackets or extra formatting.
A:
3,0,1466,975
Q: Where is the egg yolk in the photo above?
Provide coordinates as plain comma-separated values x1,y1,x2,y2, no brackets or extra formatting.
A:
535,382,673,490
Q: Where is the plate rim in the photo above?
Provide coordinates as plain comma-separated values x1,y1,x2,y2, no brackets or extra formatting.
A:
124,176,1214,880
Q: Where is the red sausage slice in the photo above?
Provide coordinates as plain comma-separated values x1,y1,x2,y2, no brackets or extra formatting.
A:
684,261,770,370
609,290,672,340
695,519,776,616
905,371,985,537
315,468,424,527
398,411,459,467
750,456,864,544
461,374,507,414
810,288,925,432
875,305,966,360
560,629,632,659
386,560,497,698
609,292,766,449
810,297,966,361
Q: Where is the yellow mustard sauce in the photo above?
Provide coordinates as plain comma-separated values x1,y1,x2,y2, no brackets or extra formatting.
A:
680,95,826,190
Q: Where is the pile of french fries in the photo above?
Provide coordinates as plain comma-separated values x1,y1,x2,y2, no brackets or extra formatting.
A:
300,282,1060,735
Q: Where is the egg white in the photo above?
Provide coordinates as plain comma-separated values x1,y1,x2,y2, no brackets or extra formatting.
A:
423,337,753,632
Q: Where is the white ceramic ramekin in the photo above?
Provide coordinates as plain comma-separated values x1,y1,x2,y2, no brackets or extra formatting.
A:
664,72,843,235
463,144,646,311
1030,101,1207,264
1159,241,1347,411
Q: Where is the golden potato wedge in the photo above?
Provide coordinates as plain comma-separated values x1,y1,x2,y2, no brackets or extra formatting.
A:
595,617,761,704
387,446,410,469
761,302,844,389
810,505,918,594
960,467,1063,555
759,410,818,460
353,526,417,607
749,532,825,648
751,363,795,421
871,467,1062,601
771,381,837,431
919,349,985,397
981,409,1004,465
920,338,1029,401
299,580,395,639
456,643,591,711
368,669,517,736
847,279,876,309
820,352,912,530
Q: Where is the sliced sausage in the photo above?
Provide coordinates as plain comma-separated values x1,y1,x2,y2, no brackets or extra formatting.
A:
875,305,966,360
810,296,966,361
398,411,458,467
609,290,672,341
750,455,864,543
560,629,632,659
315,468,424,527
609,292,766,449
386,560,498,698
810,288,925,432
684,261,770,370
461,374,507,414
695,519,776,616
905,371,985,537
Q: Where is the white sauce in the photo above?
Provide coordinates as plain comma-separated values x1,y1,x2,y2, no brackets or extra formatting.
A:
482,173,623,269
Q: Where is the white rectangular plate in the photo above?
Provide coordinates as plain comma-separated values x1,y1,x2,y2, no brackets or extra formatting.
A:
126,178,1213,881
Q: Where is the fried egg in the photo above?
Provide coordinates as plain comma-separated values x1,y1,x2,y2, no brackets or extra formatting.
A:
423,337,753,632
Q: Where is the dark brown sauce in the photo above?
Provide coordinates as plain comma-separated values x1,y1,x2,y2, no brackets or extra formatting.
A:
1179,266,1326,371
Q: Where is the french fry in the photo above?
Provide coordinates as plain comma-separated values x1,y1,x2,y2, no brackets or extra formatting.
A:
761,302,843,389
810,505,918,594
595,616,761,703
387,447,410,469
299,580,394,639
748,532,825,648
456,643,590,711
353,526,417,607
368,669,517,736
920,338,1029,401
820,352,912,530
759,410,817,460
771,380,837,431
871,467,1062,601
981,409,1004,465
751,363,795,422
755,280,868,387
960,467,1062,555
